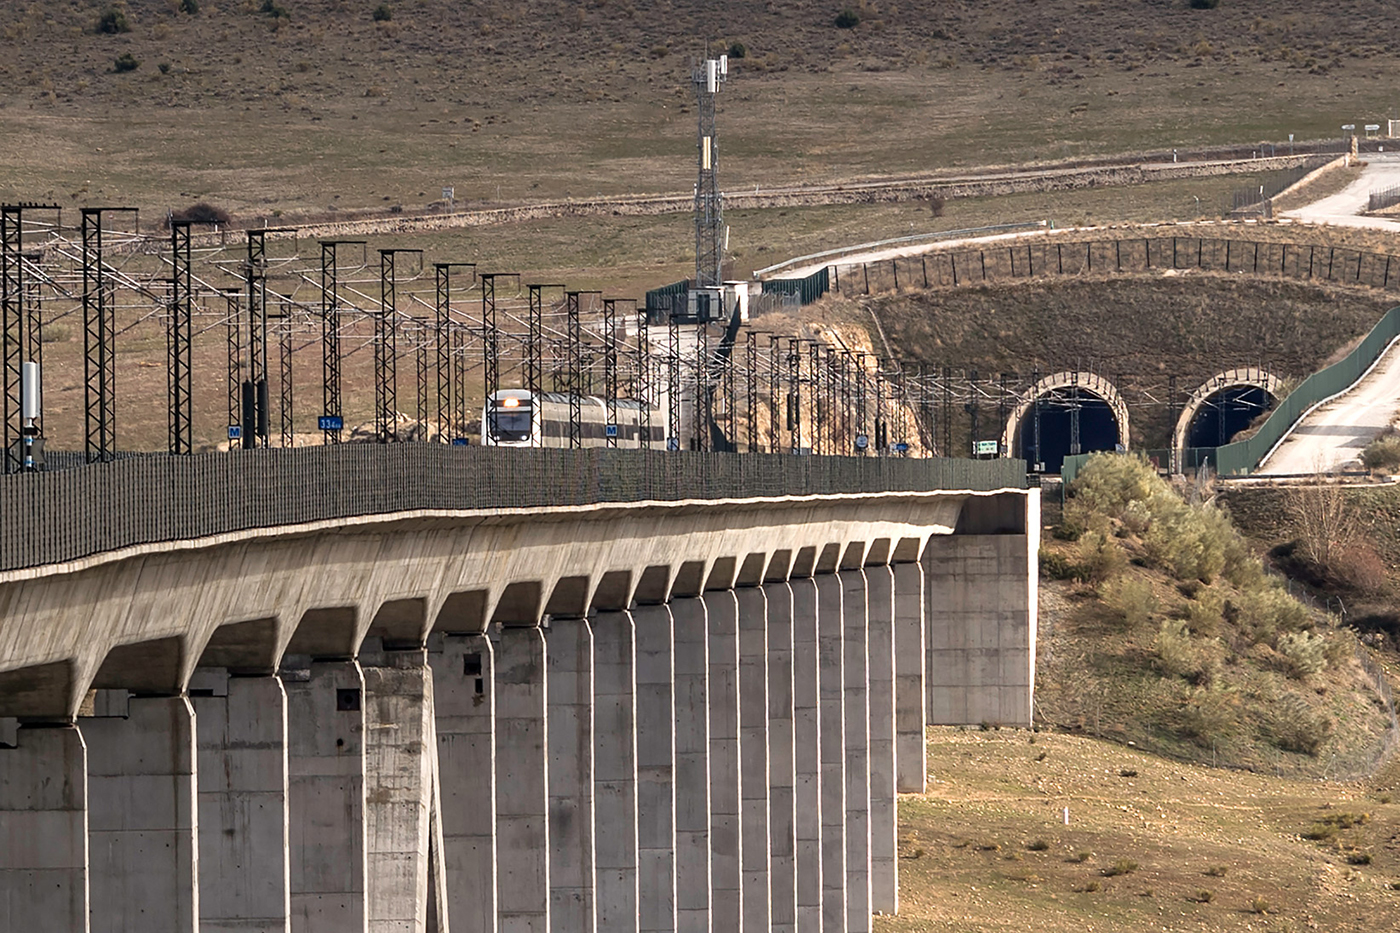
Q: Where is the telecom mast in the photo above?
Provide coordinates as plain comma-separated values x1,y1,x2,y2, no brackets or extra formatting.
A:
693,53,728,288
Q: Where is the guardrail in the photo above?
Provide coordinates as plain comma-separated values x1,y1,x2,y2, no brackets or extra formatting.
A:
0,446,1028,573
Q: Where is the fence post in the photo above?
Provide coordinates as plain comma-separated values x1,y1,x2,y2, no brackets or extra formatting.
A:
1057,244,1063,275
1115,240,1121,272
1086,241,1092,273
1225,239,1230,272
1144,238,1151,270
921,257,928,288
980,250,987,281
891,259,898,291
1172,237,1178,269
863,263,870,295
951,254,958,287
1385,255,1391,289
1328,247,1335,281
1027,244,1034,277
1253,242,1259,274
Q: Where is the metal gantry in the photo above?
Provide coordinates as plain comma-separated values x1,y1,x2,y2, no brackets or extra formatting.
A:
81,208,131,463
320,240,363,444
245,231,271,449
376,249,422,443
1,205,24,471
603,298,619,448
693,54,729,288
167,221,193,455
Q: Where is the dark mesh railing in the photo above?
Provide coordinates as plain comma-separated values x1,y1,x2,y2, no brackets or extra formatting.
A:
0,446,1027,572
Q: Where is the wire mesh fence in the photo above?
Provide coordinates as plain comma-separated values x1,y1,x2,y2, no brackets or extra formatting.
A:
1370,184,1400,212
830,234,1400,299
0,445,1028,572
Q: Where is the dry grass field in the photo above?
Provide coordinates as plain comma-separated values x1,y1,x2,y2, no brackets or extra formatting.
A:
3,0,1399,223
883,727,1400,933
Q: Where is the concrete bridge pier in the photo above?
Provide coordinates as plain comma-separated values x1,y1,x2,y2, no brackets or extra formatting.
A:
736,581,771,933
190,670,290,933
632,601,676,933
495,623,550,933
83,691,199,933
430,632,497,933
789,569,823,933
866,563,897,916
841,563,872,933
362,643,443,933
0,722,89,933
893,559,927,796
815,568,846,931
593,608,640,933
764,576,797,933
703,584,741,933
670,592,710,933
546,614,596,933
282,659,367,933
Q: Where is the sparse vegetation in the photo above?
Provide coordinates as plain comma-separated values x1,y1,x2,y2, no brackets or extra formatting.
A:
113,53,139,73
372,3,392,22
96,4,131,34
1104,859,1139,877
167,202,231,227
835,8,860,28
260,0,290,19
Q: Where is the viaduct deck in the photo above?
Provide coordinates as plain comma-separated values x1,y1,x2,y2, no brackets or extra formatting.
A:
0,446,1038,933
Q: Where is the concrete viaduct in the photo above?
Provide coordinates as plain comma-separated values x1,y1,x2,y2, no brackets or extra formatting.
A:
0,446,1038,933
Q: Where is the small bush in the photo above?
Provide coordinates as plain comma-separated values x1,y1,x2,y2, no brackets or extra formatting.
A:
97,4,131,33
1155,619,1204,678
179,0,199,13
372,3,392,21
1027,839,1050,851
835,8,860,28
1362,435,1400,472
157,62,171,74
1168,686,1238,746
113,53,140,73
1302,821,1338,841
1277,631,1328,678
1119,768,1138,778
1203,865,1228,877
1072,851,1092,863
1077,530,1126,585
1347,851,1373,865
1250,895,1270,914
168,202,231,227
1269,693,1333,755
1102,576,1157,627
1193,888,1215,903
728,41,747,59
1077,880,1101,893
1103,859,1138,877
261,0,290,18
1190,0,1219,7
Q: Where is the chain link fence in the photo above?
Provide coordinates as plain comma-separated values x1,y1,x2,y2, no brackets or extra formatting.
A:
0,446,1027,572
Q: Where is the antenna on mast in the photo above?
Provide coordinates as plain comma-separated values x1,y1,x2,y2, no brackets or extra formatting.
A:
693,51,729,288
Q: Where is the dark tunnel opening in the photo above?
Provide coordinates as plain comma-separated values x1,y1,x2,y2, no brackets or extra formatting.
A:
1186,386,1274,449
1017,387,1119,474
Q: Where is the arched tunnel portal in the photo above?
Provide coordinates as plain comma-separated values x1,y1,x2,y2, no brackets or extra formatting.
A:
1001,372,1130,474
1173,369,1283,459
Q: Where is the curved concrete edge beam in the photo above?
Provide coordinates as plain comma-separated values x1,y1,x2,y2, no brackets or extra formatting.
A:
706,556,741,592
0,490,1010,717
1000,371,1131,457
545,575,597,619
0,658,78,721
891,537,922,563
1171,367,1283,457
765,550,795,584
734,553,769,588
90,635,186,694
864,538,893,566
197,617,281,674
590,570,637,612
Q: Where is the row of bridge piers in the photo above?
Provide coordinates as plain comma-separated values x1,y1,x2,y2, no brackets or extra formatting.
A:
0,532,1033,933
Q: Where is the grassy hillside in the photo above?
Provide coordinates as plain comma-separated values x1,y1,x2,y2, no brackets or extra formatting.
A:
1036,454,1395,778
4,0,1400,219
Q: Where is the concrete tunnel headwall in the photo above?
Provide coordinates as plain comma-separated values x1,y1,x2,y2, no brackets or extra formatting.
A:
1172,367,1282,456
999,371,1130,473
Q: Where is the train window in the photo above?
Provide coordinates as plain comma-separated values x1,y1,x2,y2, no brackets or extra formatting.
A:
489,403,533,441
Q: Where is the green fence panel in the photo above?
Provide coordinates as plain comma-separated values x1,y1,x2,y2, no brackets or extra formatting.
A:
761,267,831,306
1209,305,1400,474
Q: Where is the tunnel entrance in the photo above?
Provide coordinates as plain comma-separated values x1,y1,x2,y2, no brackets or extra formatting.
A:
1017,387,1120,474
1185,385,1274,449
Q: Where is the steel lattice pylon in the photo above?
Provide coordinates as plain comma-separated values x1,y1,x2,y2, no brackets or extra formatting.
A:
603,298,618,447
167,221,193,455
82,208,126,463
635,306,650,445
245,231,269,449
693,56,728,288
1,206,23,471
320,241,363,445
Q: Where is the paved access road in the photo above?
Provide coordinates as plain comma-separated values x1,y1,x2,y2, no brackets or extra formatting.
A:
1257,337,1400,475
1280,151,1400,231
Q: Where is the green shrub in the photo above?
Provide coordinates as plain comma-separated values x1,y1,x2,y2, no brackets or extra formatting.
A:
179,0,199,13
1268,693,1333,755
97,4,131,33
1068,453,1158,520
1250,895,1270,914
1101,575,1157,627
728,41,747,59
1277,631,1328,678
1040,551,1084,581
1190,0,1219,7
1103,859,1138,876
157,61,171,74
835,8,860,28
372,3,392,21
1154,619,1202,678
1361,435,1400,472
1203,865,1228,877
1169,687,1237,745
1347,851,1373,865
261,0,290,18
1027,838,1050,851
113,52,140,72
1077,530,1126,584
1193,889,1215,903
1233,585,1309,644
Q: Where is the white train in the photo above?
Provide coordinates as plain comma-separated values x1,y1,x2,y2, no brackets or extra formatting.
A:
481,388,668,448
